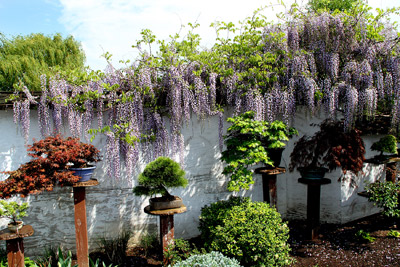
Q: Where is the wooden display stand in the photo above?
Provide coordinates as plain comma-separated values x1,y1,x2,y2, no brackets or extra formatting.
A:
298,178,331,240
255,167,286,209
144,205,187,265
0,225,34,267
73,179,99,267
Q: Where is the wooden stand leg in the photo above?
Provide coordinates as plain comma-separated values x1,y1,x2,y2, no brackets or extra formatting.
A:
6,238,24,267
386,162,397,182
262,174,278,209
307,184,321,240
73,187,89,267
160,215,174,265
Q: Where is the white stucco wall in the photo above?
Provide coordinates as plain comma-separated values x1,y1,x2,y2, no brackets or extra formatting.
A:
0,108,387,255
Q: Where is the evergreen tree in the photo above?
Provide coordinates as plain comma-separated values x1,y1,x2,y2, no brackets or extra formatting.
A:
0,33,85,91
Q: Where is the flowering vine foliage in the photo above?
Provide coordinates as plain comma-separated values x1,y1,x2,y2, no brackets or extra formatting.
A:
9,3,400,183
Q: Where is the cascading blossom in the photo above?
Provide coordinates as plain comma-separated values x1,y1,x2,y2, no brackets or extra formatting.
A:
11,7,400,184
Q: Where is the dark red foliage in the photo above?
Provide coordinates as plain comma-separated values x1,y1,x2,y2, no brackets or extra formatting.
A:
289,120,365,175
0,135,101,198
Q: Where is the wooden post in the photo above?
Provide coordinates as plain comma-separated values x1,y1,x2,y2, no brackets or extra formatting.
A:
6,238,24,267
73,186,89,267
298,178,331,240
0,225,34,267
144,205,186,264
255,167,286,209
72,179,99,267
160,215,174,253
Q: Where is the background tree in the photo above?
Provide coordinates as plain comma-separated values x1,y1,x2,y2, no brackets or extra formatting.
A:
0,33,85,92
307,0,363,12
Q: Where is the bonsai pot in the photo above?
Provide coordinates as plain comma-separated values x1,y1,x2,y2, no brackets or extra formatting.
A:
70,165,96,182
149,196,183,210
8,221,23,232
298,167,329,179
266,147,284,168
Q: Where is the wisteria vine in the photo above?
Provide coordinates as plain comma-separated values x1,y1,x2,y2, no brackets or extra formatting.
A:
11,4,400,183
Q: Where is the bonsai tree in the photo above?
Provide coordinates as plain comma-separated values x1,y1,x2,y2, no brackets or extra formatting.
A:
0,135,102,198
133,157,187,200
289,119,366,176
221,111,297,191
371,135,398,157
0,200,29,225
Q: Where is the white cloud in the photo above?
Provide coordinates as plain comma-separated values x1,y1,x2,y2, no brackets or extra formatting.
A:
58,0,296,70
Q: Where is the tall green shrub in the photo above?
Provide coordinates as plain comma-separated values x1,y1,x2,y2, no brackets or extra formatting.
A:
199,197,292,267
366,181,400,218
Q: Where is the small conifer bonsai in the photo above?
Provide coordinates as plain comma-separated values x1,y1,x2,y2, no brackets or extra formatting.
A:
371,135,398,157
133,157,187,202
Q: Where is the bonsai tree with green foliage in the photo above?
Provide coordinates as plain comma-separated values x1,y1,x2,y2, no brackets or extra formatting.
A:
0,200,29,225
133,157,187,200
221,111,297,191
371,135,398,157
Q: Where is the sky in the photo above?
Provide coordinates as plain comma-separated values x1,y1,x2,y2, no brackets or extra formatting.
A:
0,0,398,71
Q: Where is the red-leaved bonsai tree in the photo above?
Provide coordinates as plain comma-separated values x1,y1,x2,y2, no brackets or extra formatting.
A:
289,120,366,176
0,135,101,198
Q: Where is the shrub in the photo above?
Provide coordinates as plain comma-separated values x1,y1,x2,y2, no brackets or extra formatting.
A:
199,197,292,267
164,239,194,266
199,196,250,248
355,230,376,243
139,233,159,257
366,181,400,218
97,231,131,266
387,229,400,238
171,251,242,267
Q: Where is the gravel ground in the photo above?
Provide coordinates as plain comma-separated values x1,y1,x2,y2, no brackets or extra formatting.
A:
288,213,400,267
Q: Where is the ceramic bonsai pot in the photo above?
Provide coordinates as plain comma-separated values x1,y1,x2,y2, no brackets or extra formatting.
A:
7,221,23,232
70,166,96,182
266,147,284,168
149,196,183,210
298,167,329,179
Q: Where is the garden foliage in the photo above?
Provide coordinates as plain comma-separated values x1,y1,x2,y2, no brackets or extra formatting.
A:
366,181,400,218
221,111,297,191
8,2,400,183
0,33,85,92
171,251,242,267
164,238,198,266
199,197,291,266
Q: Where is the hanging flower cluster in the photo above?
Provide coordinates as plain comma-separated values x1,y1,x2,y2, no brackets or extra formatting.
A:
10,4,400,183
